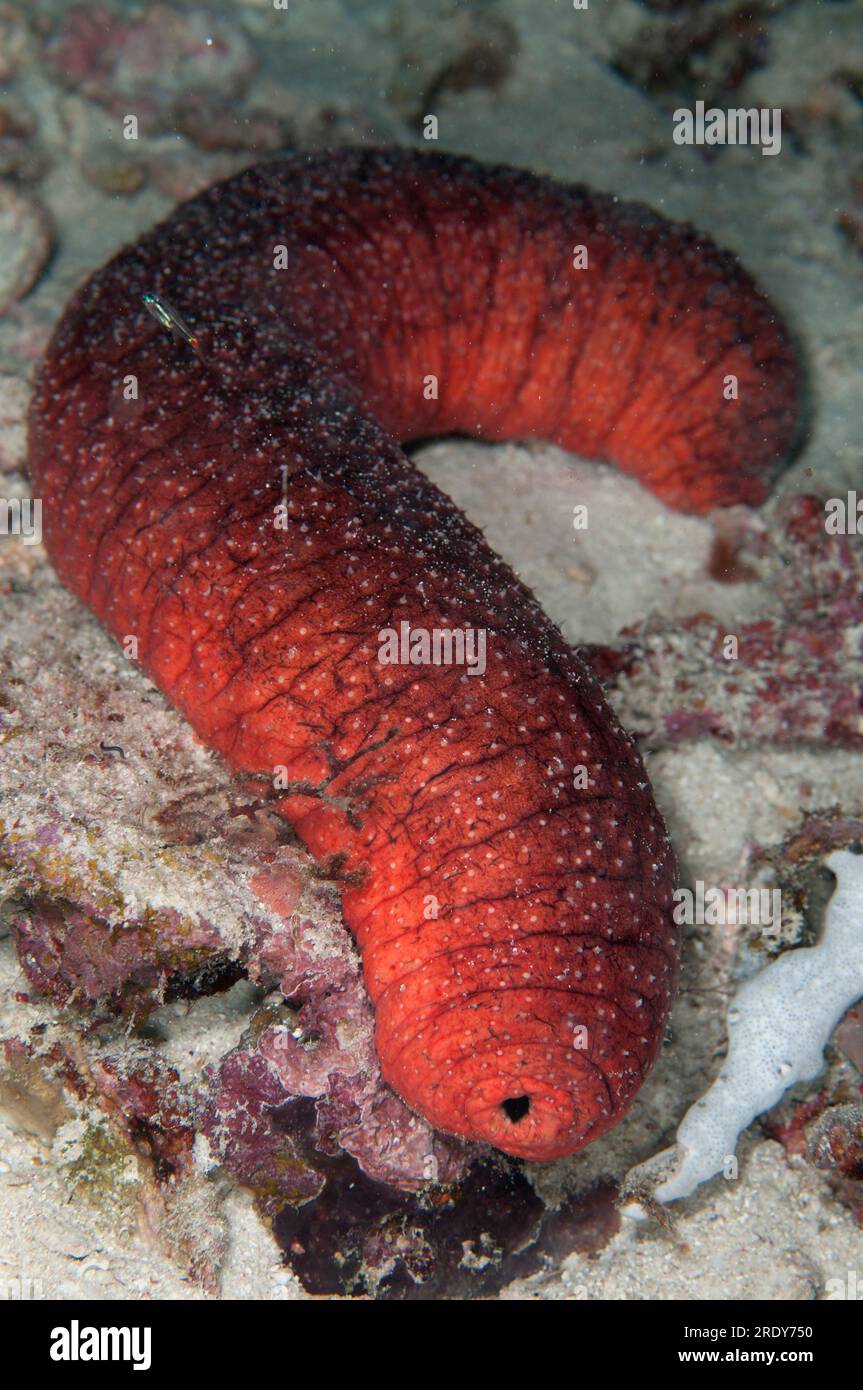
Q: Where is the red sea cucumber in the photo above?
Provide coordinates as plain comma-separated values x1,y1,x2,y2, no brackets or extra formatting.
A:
27,148,800,1161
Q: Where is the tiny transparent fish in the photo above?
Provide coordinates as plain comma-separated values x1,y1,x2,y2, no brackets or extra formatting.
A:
142,291,203,357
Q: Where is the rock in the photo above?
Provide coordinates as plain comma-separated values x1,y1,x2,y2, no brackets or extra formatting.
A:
0,184,52,315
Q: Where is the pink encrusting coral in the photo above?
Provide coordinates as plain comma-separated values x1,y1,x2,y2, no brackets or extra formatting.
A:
588,496,863,749
0,590,470,1194
46,3,258,132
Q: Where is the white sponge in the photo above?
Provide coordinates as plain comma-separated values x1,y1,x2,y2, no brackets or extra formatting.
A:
636,848,863,1204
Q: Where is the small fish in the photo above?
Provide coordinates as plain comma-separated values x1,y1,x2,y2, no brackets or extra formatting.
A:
142,291,204,360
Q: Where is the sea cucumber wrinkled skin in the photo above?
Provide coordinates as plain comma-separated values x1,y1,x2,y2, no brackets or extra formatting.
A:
28,148,800,1161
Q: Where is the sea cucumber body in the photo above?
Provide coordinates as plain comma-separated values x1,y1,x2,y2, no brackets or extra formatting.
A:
28,149,799,1160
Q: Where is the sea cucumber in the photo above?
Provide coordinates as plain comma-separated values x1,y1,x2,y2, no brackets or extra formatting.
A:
27,148,800,1161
